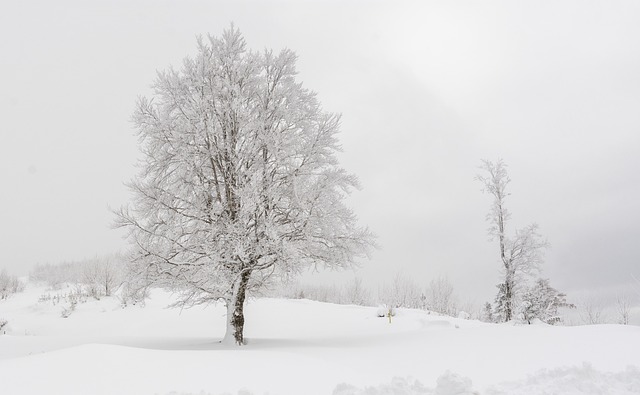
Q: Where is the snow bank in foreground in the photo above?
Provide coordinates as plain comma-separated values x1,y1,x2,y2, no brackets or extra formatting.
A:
167,365,640,395
333,373,477,395
332,365,640,395
486,363,640,395
333,377,431,395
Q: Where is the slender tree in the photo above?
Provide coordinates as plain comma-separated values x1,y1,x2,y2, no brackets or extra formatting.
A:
116,27,374,345
477,160,548,321
579,298,607,325
615,294,631,325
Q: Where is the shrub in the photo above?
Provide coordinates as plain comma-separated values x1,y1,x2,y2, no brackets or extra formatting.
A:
0,270,25,299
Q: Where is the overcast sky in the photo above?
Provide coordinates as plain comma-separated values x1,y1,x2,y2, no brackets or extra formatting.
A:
1,0,639,304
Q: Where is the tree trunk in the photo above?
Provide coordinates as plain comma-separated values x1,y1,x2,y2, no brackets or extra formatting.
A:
222,270,252,345
504,280,513,321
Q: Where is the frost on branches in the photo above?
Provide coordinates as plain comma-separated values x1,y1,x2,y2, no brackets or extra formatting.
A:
115,27,374,345
519,278,575,324
477,160,549,322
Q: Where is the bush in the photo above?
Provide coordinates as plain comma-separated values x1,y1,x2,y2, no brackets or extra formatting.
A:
0,270,25,299
519,278,574,324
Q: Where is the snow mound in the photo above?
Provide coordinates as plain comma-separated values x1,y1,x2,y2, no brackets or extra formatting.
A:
424,320,456,329
435,372,478,395
486,363,640,395
333,377,431,395
331,365,640,395
332,373,478,395
166,392,253,395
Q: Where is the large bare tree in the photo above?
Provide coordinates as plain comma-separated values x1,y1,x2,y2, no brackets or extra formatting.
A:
477,159,548,321
116,27,374,345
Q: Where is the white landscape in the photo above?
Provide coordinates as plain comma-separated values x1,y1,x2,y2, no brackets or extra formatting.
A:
1,281,639,395
2,2,640,394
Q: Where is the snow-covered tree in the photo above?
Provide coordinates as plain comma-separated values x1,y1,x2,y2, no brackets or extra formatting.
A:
82,255,125,298
615,294,631,325
519,278,574,324
344,277,370,306
481,302,495,323
425,276,457,316
477,160,548,321
492,283,510,322
378,272,422,309
0,270,24,299
115,27,374,345
579,298,607,325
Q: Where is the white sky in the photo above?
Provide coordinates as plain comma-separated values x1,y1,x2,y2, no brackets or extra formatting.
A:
1,0,639,304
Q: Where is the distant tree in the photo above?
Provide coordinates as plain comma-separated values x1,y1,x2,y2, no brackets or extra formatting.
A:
426,276,457,316
379,272,422,309
477,159,549,321
519,278,574,324
615,294,631,325
82,260,102,299
344,277,370,306
115,27,374,345
481,302,495,323
82,255,125,298
30,261,83,289
579,298,607,325
0,269,24,299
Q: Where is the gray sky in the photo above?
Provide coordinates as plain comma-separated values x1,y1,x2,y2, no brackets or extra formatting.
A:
1,0,639,303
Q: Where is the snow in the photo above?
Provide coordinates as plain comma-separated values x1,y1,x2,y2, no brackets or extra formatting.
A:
1,282,639,394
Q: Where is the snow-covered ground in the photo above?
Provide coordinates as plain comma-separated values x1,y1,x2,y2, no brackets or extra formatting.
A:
1,283,639,395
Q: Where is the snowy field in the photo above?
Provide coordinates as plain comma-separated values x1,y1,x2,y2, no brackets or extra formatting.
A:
1,283,639,395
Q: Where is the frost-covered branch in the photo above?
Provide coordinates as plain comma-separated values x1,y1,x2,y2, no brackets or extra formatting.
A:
117,26,375,345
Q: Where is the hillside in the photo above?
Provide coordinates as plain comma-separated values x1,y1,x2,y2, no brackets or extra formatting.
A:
1,282,639,394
